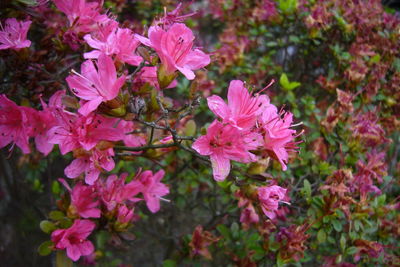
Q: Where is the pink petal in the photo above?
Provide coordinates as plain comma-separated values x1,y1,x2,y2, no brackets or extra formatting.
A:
77,240,94,256
65,158,87,178
207,95,230,120
192,136,212,156
176,66,195,80
210,154,231,181
35,134,54,156
66,245,81,262
78,97,103,116
85,168,100,185
184,49,210,70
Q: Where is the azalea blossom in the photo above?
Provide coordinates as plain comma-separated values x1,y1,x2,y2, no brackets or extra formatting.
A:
96,173,141,211
116,205,136,224
48,111,123,155
240,204,260,227
64,148,115,185
260,105,299,171
192,120,262,181
59,179,100,218
53,0,108,33
207,80,270,130
125,169,169,213
66,53,126,116
51,219,96,261
257,185,288,219
0,95,32,153
135,23,210,80
155,3,196,29
0,18,31,50
84,26,143,66
30,91,66,155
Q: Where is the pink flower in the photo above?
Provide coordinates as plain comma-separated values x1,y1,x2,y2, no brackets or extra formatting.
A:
96,173,141,211
192,120,262,181
51,219,96,261
207,80,270,130
133,66,178,90
155,3,196,29
0,95,31,153
66,54,126,116
240,204,260,226
64,148,115,185
84,27,143,66
135,23,210,80
0,18,31,50
30,91,66,155
48,111,123,154
116,205,135,224
59,179,100,218
260,105,299,171
126,170,169,213
257,185,287,219
116,120,146,153
53,0,108,33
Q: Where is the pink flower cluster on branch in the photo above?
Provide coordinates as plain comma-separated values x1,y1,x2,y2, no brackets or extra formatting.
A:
50,170,169,261
193,80,301,181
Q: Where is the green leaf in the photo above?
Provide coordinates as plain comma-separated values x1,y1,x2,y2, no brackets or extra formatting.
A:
279,73,301,91
277,252,285,267
49,211,65,221
217,224,230,239
231,222,240,239
184,120,196,137
38,241,53,256
332,220,343,232
40,220,56,234
278,0,298,14
345,246,358,255
17,0,37,5
52,181,61,195
317,229,326,243
340,234,346,251
163,259,177,267
302,179,312,198
280,73,290,89
377,194,386,206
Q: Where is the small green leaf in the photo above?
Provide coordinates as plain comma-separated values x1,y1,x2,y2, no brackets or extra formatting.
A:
49,211,65,221
346,246,358,255
38,241,53,256
17,0,37,5
184,120,196,137
52,181,61,195
340,234,346,251
280,73,290,89
302,179,312,198
280,73,301,90
217,224,230,239
317,229,326,243
332,220,343,232
40,220,56,234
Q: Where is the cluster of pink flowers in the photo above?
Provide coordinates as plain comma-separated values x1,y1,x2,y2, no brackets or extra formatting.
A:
192,80,300,181
0,1,213,262
52,170,169,261
0,1,302,262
